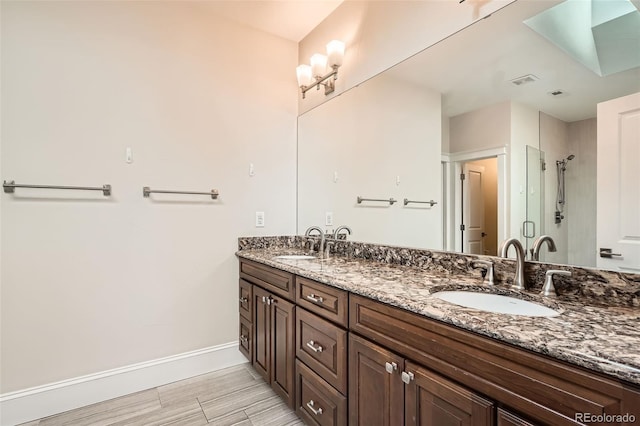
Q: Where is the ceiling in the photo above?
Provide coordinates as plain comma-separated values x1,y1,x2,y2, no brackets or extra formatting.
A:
196,0,343,42
388,0,640,122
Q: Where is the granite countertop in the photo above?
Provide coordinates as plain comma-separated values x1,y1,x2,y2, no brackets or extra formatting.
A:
237,247,640,386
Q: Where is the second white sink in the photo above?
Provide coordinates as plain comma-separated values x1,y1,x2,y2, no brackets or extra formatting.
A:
432,291,560,317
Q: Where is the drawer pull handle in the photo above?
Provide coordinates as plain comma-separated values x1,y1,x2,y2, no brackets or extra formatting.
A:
401,371,415,384
239,297,248,304
306,400,323,416
306,340,324,353
385,362,398,374
239,335,248,344
306,294,324,304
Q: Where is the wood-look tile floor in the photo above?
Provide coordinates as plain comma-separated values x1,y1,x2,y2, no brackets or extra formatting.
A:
19,363,303,426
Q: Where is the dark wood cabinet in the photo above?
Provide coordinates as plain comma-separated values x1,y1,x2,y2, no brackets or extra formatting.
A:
404,360,493,426
349,333,493,426
296,307,348,394
349,333,405,426
239,316,252,362
349,293,640,425
239,257,640,426
295,359,347,426
252,285,270,382
270,294,295,406
239,278,252,322
296,276,348,327
496,408,536,426
240,260,296,409
251,285,295,408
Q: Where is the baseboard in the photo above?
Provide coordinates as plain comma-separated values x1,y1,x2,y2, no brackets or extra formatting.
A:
0,342,247,426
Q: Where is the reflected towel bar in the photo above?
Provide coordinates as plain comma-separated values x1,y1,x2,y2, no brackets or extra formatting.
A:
143,187,219,199
3,180,111,196
404,198,437,206
357,196,397,205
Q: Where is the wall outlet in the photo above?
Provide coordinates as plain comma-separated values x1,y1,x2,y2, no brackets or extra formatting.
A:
126,147,133,164
325,211,333,226
255,211,265,227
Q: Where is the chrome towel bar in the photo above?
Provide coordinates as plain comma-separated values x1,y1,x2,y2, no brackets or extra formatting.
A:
357,196,397,205
143,187,219,199
403,198,437,206
3,180,111,196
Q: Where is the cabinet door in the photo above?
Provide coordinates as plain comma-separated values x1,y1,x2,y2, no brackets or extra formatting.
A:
349,334,404,426
404,361,494,426
253,285,270,383
271,295,295,408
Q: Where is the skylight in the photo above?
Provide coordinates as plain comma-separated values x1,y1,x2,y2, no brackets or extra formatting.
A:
524,0,640,77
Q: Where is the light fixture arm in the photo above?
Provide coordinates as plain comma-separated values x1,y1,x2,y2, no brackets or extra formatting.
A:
300,65,339,99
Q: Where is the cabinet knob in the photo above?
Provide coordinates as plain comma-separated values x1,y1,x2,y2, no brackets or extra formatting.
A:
262,296,267,304
239,297,248,304
385,362,398,374
306,400,323,416
239,335,248,344
401,371,415,384
306,340,324,353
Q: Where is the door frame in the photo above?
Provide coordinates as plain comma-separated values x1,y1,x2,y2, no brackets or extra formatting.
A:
442,146,508,253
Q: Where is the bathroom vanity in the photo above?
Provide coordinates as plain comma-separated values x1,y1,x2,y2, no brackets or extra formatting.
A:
236,236,640,426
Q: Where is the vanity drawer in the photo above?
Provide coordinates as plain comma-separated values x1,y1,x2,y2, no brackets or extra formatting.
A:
239,316,252,362
240,259,295,301
296,307,347,395
239,279,252,322
295,359,347,426
296,276,348,327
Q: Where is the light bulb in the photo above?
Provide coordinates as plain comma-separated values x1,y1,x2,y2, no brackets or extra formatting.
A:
326,40,345,67
310,54,328,78
296,64,312,87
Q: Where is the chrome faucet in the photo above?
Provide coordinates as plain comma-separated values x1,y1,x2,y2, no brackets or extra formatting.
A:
531,235,557,261
304,226,326,258
499,238,527,290
333,225,352,240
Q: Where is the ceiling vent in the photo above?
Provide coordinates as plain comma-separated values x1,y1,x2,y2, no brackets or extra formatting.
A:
548,89,568,97
510,74,539,86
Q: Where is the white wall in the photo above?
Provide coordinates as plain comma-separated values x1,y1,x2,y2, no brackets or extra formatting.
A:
448,102,511,154
1,0,297,395
298,73,442,249
447,101,538,253
567,118,597,267
297,0,514,114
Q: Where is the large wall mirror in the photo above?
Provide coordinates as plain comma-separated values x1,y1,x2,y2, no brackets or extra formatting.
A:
297,0,640,271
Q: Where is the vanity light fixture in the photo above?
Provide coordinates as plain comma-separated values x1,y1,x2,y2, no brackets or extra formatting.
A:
296,40,345,99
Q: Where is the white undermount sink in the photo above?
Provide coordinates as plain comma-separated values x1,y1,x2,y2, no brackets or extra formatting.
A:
432,291,560,317
273,255,316,260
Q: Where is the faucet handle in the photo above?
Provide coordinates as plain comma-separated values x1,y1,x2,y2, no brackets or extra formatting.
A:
541,270,571,298
324,240,335,258
471,260,495,286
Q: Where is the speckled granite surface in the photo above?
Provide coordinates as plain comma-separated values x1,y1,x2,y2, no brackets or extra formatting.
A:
237,236,640,385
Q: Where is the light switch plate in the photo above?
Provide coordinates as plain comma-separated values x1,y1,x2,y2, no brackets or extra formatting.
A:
255,211,265,227
325,211,333,226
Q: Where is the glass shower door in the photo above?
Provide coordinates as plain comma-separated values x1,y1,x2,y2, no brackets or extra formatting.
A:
525,146,545,259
